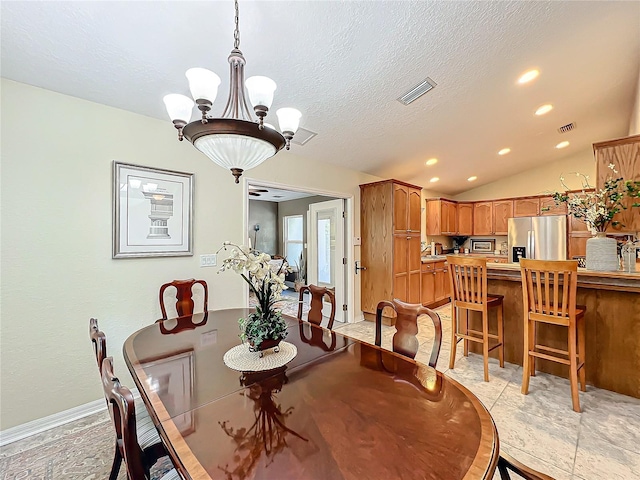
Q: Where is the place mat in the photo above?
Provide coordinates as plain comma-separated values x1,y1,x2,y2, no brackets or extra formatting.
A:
223,341,297,372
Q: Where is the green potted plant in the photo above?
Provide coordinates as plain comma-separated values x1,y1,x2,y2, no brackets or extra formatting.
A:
219,242,290,353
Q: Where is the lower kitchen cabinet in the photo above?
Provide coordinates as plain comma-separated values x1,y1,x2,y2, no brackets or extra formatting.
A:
421,261,450,307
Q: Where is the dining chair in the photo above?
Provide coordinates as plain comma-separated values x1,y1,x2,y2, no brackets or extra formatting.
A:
498,453,556,480
89,319,167,480
101,357,180,480
447,255,505,382
159,278,208,320
297,284,336,330
520,259,586,413
375,299,442,368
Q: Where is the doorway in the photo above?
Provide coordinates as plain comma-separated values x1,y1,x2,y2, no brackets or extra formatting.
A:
244,180,353,324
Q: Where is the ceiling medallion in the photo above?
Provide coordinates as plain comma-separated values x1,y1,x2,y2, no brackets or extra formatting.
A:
163,0,302,183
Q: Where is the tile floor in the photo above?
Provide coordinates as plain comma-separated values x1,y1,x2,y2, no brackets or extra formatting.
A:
334,305,640,480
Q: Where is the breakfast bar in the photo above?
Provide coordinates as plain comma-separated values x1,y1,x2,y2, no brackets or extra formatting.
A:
462,262,640,398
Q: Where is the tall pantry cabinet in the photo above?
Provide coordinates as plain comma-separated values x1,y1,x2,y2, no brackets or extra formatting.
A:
360,180,422,318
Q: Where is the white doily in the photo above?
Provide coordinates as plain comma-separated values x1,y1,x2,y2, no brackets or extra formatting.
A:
223,341,297,372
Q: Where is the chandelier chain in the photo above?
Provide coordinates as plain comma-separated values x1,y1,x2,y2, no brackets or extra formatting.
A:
233,0,240,49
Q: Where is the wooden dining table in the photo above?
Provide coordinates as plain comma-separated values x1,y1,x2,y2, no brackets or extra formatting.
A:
123,308,499,480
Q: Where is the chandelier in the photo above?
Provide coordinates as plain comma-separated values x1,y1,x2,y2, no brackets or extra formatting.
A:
163,0,302,183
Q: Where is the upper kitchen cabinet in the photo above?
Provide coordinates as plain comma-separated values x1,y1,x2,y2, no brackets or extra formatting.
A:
457,203,474,235
473,202,493,235
426,199,457,235
394,182,422,234
513,197,540,217
539,196,567,216
492,200,513,235
594,134,640,233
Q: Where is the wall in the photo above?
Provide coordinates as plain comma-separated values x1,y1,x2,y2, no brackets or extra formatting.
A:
248,200,278,254
629,66,640,136
0,79,380,430
453,149,596,201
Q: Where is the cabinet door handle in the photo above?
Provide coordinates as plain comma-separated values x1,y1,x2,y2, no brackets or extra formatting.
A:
407,236,411,240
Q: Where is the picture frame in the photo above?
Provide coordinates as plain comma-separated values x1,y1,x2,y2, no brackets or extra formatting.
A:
113,162,193,258
471,239,495,253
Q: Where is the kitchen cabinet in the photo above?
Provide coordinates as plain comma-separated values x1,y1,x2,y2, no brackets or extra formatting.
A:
473,202,493,235
360,179,423,316
567,191,593,259
513,197,540,217
594,134,640,233
426,199,457,235
539,196,567,215
421,263,436,305
457,203,474,235
492,200,513,235
421,261,450,307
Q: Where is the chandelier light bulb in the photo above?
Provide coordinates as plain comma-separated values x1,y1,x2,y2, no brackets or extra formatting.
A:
185,68,221,104
246,76,277,109
163,94,194,123
276,108,302,135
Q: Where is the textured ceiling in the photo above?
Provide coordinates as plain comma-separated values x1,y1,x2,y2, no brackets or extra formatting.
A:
2,1,639,194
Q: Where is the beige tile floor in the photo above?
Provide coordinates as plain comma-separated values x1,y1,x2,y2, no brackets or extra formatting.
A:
334,305,640,480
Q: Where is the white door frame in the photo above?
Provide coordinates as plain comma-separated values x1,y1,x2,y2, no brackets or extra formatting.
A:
242,177,356,323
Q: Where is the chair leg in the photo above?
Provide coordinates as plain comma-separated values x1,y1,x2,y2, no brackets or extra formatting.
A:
497,303,504,368
529,320,536,377
521,319,530,395
482,309,490,382
463,309,469,357
578,319,586,392
568,324,581,413
449,305,458,370
109,443,122,480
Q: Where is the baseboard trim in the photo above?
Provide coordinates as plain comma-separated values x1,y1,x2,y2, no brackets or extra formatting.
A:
0,388,140,447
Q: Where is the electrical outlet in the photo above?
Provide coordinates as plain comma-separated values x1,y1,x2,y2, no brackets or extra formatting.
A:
199,254,217,267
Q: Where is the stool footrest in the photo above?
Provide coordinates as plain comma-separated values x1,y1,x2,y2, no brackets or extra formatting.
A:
535,344,569,356
466,328,499,340
488,343,503,352
456,333,484,344
529,351,570,365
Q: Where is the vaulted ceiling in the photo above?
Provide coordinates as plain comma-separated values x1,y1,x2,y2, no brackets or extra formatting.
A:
2,1,639,194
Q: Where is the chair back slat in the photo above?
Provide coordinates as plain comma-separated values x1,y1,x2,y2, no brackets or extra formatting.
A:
159,279,208,320
520,259,578,322
297,284,336,330
101,357,147,480
89,318,107,372
446,256,488,307
375,299,442,368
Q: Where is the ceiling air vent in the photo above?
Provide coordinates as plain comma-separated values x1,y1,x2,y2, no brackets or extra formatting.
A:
291,127,317,146
557,122,576,134
397,77,437,105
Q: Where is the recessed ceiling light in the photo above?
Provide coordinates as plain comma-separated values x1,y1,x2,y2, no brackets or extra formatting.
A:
425,158,438,166
467,176,478,182
555,141,570,149
518,69,539,84
498,148,511,156
430,177,440,183
535,104,553,116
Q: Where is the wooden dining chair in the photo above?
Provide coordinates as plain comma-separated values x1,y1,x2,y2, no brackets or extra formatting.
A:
375,299,442,368
297,284,336,330
447,256,504,382
101,357,180,480
89,319,167,480
520,259,586,413
498,453,556,480
159,278,208,320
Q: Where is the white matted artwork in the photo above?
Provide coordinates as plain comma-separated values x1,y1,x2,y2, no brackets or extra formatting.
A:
113,162,193,258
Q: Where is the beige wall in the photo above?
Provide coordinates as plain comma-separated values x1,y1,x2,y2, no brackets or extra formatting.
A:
629,67,640,135
453,149,596,202
248,200,278,254
0,79,380,429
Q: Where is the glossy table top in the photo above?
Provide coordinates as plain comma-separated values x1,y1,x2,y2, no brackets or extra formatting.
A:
124,309,498,480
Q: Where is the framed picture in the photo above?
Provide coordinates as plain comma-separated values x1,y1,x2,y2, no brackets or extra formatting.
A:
471,239,495,253
113,162,193,258
140,349,195,436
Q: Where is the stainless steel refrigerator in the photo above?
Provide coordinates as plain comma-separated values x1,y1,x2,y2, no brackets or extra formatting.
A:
508,215,567,263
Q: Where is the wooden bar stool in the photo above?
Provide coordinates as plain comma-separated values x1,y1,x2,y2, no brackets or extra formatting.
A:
447,256,504,382
520,259,586,413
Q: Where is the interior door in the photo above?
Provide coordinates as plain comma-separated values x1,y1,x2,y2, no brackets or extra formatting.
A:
307,199,346,322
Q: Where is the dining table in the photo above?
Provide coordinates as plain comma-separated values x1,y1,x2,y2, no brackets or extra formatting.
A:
123,308,499,480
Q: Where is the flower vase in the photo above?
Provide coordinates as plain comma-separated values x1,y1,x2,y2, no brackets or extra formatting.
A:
585,233,619,271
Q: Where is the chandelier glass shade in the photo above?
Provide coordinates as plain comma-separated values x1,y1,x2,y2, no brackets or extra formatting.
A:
163,0,301,183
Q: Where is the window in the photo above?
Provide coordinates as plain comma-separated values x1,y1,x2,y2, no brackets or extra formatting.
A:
283,215,304,268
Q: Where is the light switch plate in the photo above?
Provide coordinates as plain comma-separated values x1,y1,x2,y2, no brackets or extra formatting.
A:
199,254,217,267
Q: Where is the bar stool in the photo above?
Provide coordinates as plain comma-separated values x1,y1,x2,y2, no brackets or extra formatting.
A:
520,259,586,413
447,256,504,382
